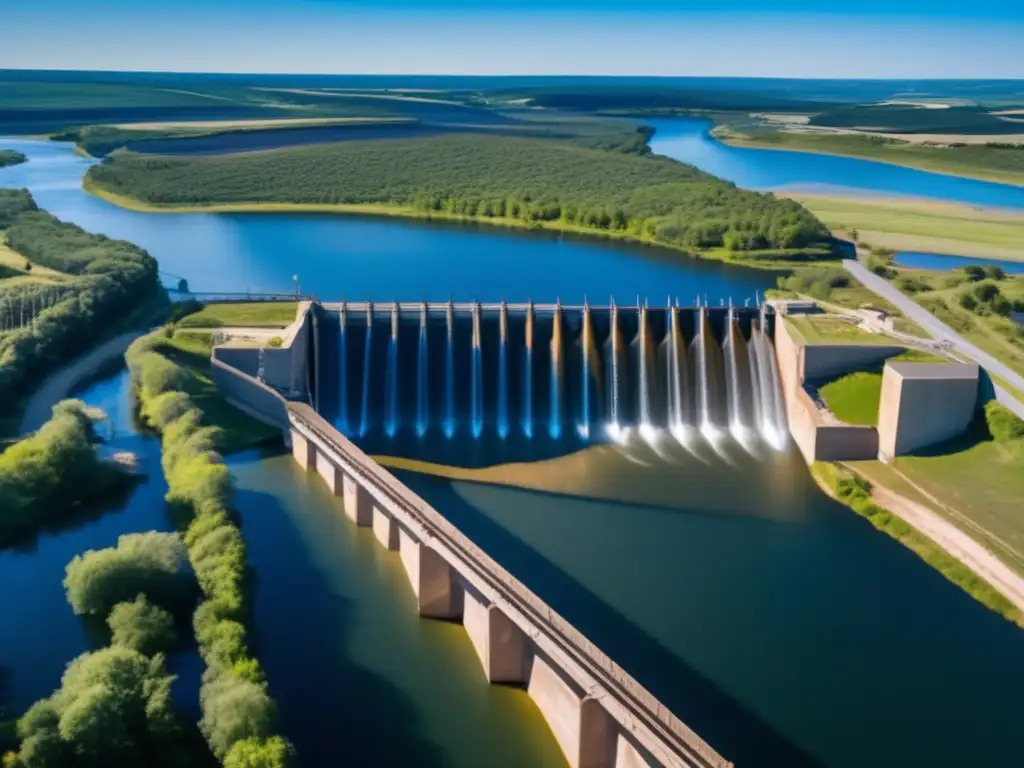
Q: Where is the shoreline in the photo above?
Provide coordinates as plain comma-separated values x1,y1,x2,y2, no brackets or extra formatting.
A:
711,128,1024,190
83,179,830,272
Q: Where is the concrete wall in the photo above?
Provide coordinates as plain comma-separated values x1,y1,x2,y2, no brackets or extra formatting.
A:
774,319,881,464
801,343,905,384
285,404,731,768
877,363,979,458
210,358,290,430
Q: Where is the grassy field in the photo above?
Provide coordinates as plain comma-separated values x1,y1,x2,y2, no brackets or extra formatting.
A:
156,328,279,454
818,350,944,425
0,233,68,283
719,128,1024,187
812,461,1022,625
175,301,298,328
783,315,901,346
790,195,1024,262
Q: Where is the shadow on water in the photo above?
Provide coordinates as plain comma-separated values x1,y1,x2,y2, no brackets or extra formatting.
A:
235,485,447,768
398,476,823,768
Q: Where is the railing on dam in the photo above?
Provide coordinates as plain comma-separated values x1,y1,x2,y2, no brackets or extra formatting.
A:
287,401,731,768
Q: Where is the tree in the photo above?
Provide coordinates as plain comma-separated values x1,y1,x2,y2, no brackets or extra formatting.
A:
963,265,986,282
973,281,1001,303
984,265,1006,281
199,675,279,759
107,596,178,656
959,292,979,311
224,737,296,768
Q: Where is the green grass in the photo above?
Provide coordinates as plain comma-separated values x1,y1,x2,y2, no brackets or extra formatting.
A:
155,329,279,454
817,350,944,425
784,316,896,346
812,461,1022,626
720,128,1024,187
795,195,1024,262
175,302,298,329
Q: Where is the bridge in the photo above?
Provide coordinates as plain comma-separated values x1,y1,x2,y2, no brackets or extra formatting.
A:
208,304,734,768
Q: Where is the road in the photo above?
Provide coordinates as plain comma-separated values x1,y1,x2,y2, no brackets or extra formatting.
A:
844,259,1024,420
19,331,142,434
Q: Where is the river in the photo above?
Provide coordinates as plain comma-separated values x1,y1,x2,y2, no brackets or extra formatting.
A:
3,135,1024,768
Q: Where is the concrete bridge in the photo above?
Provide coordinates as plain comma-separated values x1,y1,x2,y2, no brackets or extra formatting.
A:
288,401,730,768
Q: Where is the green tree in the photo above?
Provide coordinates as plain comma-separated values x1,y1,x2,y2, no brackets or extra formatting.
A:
107,595,178,656
224,736,296,768
199,675,279,759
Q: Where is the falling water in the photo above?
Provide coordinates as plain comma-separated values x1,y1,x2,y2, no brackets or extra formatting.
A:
471,302,484,439
606,301,623,432
637,304,655,433
385,304,400,437
445,300,455,438
498,302,509,439
359,303,374,437
337,302,348,434
417,302,429,437
724,305,755,440
523,301,534,438
550,300,564,439
579,301,599,439
748,319,765,438
664,304,688,429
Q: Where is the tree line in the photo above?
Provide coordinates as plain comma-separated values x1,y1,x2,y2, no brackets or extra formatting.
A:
0,150,27,169
0,189,163,404
87,134,833,257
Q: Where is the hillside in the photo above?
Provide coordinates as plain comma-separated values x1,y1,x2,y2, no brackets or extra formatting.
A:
86,134,832,258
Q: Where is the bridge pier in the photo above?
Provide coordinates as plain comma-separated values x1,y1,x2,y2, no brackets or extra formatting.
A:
291,428,315,470
342,473,372,526
528,655,618,768
464,588,529,683
315,451,343,494
399,528,464,619
372,505,400,550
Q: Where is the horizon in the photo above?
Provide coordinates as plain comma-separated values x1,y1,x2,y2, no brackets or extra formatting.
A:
3,1,1023,79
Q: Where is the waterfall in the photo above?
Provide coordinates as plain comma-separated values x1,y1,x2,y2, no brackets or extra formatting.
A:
752,308,788,450
748,319,765,439
471,302,484,439
523,301,534,438
417,302,428,437
665,304,688,432
637,304,655,437
445,300,455,438
550,300,564,439
359,303,374,437
606,300,623,434
385,304,400,437
337,302,348,434
498,301,509,439
579,301,598,439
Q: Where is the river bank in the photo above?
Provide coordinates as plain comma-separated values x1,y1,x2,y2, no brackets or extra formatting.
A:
83,178,831,271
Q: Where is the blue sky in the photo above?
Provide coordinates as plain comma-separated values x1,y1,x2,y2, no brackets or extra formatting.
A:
3,0,1023,78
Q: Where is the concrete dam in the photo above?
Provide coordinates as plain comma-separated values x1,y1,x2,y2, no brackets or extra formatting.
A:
309,300,789,453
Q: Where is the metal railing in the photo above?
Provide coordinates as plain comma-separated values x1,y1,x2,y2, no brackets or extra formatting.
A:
288,402,731,768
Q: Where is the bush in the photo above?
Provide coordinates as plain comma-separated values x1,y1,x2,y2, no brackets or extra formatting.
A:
107,595,178,656
895,275,930,294
973,281,1001,303
224,736,296,768
963,265,986,282
64,532,194,617
984,265,1006,281
985,401,1024,442
199,675,279,759
12,647,184,767
959,292,979,311
267,337,283,348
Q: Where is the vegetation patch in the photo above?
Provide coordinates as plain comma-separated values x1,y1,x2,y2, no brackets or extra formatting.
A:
813,462,1022,627
177,302,297,329
86,134,833,259
0,150,27,169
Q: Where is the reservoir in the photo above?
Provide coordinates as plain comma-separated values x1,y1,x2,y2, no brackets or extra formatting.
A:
3,138,1024,767
894,250,1024,273
648,117,1024,210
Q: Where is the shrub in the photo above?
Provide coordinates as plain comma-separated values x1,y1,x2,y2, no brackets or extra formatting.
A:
224,736,296,768
963,265,986,282
984,265,1006,281
64,532,194,617
107,595,178,656
973,281,1001,303
199,674,279,759
267,337,283,348
985,401,1024,442
959,292,979,311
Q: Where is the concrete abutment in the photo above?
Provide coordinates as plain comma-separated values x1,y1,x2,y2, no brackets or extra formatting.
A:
464,587,529,684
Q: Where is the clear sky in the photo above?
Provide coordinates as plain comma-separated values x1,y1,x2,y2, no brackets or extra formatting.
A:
3,0,1023,78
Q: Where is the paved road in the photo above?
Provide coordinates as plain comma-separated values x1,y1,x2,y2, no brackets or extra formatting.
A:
844,259,1024,420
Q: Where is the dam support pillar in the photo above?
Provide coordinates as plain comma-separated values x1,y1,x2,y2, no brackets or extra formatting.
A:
399,529,463,619
342,474,372,526
372,505,400,550
464,588,529,683
529,656,618,768
291,429,315,471
315,451,343,495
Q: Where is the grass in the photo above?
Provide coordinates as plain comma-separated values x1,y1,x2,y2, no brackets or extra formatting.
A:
792,195,1024,262
812,461,1022,626
175,302,298,329
0,233,68,283
817,350,945,425
719,128,1024,187
155,329,279,454
783,316,898,346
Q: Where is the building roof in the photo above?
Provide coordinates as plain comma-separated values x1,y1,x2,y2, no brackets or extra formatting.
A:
887,362,979,380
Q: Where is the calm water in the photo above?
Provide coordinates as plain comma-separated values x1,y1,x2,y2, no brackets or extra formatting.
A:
0,367,204,716
3,136,1024,767
895,250,1024,274
648,118,1024,210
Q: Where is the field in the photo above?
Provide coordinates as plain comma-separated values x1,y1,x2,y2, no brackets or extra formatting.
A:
0,233,68,283
85,134,832,260
175,301,298,328
817,350,944,425
783,316,897,346
720,129,1024,187
791,195,1024,262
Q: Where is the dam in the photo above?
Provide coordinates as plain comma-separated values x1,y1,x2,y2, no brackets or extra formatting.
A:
310,301,789,459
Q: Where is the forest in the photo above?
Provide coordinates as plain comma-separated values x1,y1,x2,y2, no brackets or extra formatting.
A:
87,135,833,257
0,189,162,404
808,105,1024,135
0,150,27,168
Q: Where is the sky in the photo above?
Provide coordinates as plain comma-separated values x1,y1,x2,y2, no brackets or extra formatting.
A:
2,0,1024,78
